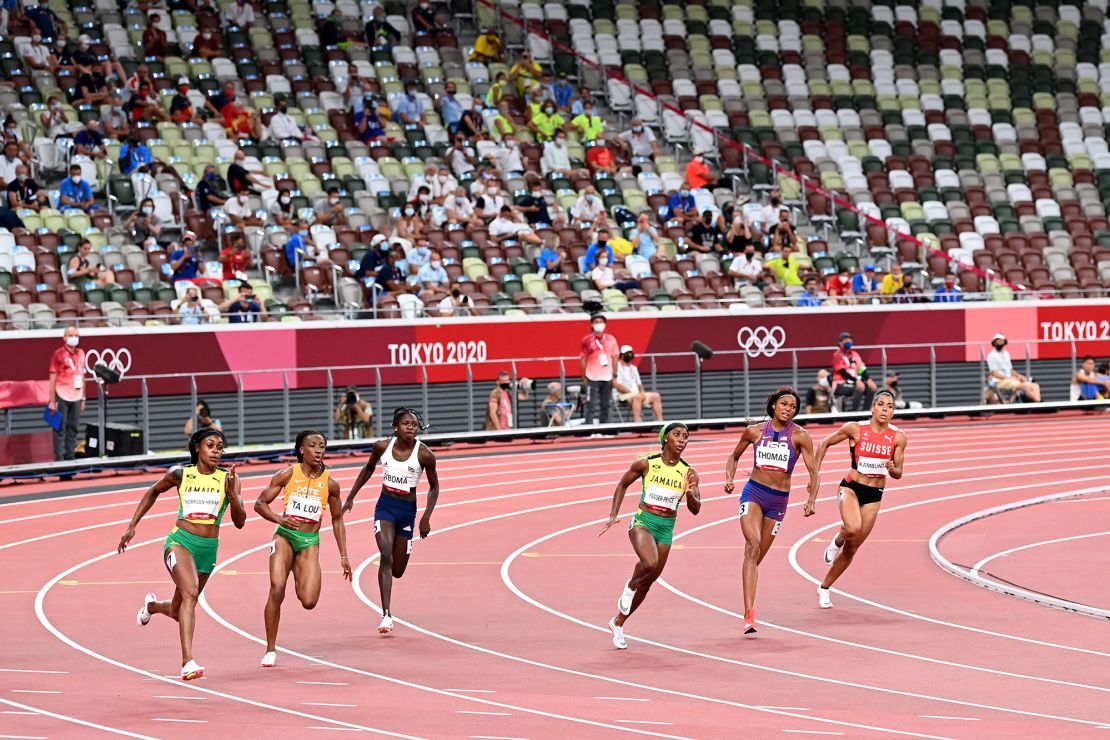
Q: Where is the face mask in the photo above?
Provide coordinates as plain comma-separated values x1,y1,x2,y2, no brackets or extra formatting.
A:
188,294,198,302
592,323,604,334
621,353,633,362
278,105,287,113
431,260,441,268
555,138,565,146
70,175,81,185
586,195,596,203
66,336,79,348
993,342,1006,350
680,190,689,198
330,197,340,205
280,195,291,204
842,341,853,350
451,288,461,298
438,173,448,180
419,195,430,203
632,125,643,133
498,382,511,390
744,249,755,257
141,207,151,215
404,207,415,216
598,239,607,247
770,198,779,206
206,172,217,181
817,376,829,387
598,258,608,266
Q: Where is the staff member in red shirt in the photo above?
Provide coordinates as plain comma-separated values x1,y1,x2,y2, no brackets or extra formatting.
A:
831,331,876,411
580,314,621,425
48,326,86,460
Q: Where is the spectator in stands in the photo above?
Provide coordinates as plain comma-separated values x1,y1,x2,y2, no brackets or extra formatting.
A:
392,203,424,249
318,8,346,46
169,235,205,283
457,107,485,141
759,191,785,237
103,94,130,139
824,266,854,304
933,273,962,302
77,68,110,106
851,263,879,302
540,130,587,179
489,205,543,245
685,150,721,191
629,212,664,259
1,117,29,163
569,86,593,116
486,99,513,140
686,209,723,254
226,150,258,194
509,50,542,96
354,95,387,143
394,81,426,125
470,27,503,64
67,239,114,288
191,27,221,60
769,244,804,286
220,283,267,323
224,0,256,28
805,369,832,414
131,82,169,123
536,240,566,274
569,99,604,142
23,33,51,70
26,0,65,41
722,215,753,254
514,180,550,228
74,120,106,161
896,280,925,304
529,99,565,143
448,134,475,178
987,333,1041,402
411,0,443,35
266,96,307,141
220,90,262,139
769,208,796,251
832,331,876,411
126,64,156,99
473,179,505,219
225,188,262,230
580,314,621,425
618,118,661,159
176,286,208,325
59,164,95,213
585,136,618,176
438,283,477,316
0,141,22,186
7,164,45,211
437,82,464,133
142,13,168,56
417,252,449,293
126,197,162,244
283,219,310,269
614,345,663,422
798,276,824,307
483,74,510,112
40,95,70,142
374,248,408,297
219,235,251,281
47,326,84,462
314,190,347,227
445,186,481,228
573,186,608,230
541,382,568,426
550,73,574,112
117,134,154,176
729,242,764,287
666,185,698,223
590,250,638,293
365,4,401,47
195,164,228,211
584,229,615,271
335,387,374,439
879,262,906,301
269,190,296,230
1074,356,1110,400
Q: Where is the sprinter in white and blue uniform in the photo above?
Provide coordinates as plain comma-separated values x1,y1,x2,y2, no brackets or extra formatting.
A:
724,388,819,635
344,407,440,634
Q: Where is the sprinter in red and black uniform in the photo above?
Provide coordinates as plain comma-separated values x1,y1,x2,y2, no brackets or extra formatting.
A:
811,390,907,609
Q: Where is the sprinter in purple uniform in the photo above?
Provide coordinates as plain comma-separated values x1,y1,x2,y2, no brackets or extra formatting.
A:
724,388,819,635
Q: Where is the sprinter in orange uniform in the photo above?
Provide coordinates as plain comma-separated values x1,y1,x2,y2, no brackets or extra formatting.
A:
253,431,350,667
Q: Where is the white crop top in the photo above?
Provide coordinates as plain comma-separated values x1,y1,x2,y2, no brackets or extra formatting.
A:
381,436,424,495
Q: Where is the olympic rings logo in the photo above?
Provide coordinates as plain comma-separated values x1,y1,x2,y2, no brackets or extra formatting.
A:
736,326,787,358
84,348,132,378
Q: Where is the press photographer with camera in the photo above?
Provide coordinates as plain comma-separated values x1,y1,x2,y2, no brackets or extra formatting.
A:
183,400,222,438
335,386,374,439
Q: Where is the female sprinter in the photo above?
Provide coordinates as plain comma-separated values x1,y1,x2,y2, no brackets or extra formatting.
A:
813,389,907,608
600,422,701,650
723,388,819,634
253,431,351,668
119,428,246,680
343,408,440,634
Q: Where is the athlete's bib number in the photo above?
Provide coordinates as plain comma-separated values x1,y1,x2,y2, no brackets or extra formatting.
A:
856,456,889,477
287,492,323,523
754,441,791,472
642,484,681,512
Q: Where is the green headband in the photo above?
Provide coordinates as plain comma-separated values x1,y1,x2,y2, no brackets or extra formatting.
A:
659,422,688,446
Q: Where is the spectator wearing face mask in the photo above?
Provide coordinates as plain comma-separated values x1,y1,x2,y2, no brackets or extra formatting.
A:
270,189,296,230
219,234,252,281
392,203,424,251
195,170,228,213
6,164,45,211
143,12,168,56
614,346,663,422
536,240,566,275
438,83,463,133
364,4,400,47
509,50,542,96
529,99,565,143
933,273,963,303
541,382,571,426
126,197,162,243
314,190,347,227
191,26,221,60
580,314,621,425
438,282,477,316
484,371,531,430
220,283,268,323
805,369,832,414
23,33,52,71
573,186,609,230
0,141,25,188
686,209,723,254
629,212,665,260
618,118,661,159
73,120,106,161
394,82,426,125
540,129,587,179
445,186,481,228
987,333,1041,402
225,0,256,29
176,286,208,325
584,229,615,271
355,95,388,143
412,0,445,36
225,187,262,230
268,96,310,141
760,191,786,240
666,184,698,223
470,27,503,64
517,181,554,227
416,251,449,293
589,250,640,292
585,134,619,176
169,234,205,283
831,331,876,411
489,205,543,245
685,149,724,190
722,216,753,253
58,165,95,212
728,242,765,287
448,134,475,177
569,101,604,142
824,266,854,304
851,264,880,303
47,327,84,462
102,94,130,140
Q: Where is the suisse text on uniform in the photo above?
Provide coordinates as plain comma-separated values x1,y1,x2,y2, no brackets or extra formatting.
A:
387,341,488,366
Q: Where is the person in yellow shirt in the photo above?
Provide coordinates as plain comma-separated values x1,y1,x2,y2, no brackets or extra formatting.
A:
509,50,542,96
879,262,905,300
470,28,503,63
490,100,514,140
569,100,605,141
529,100,565,142
483,72,509,109
766,244,804,286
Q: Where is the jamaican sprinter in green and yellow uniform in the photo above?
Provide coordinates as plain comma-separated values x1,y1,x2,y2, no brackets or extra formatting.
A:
118,428,246,681
600,422,701,650
252,431,351,668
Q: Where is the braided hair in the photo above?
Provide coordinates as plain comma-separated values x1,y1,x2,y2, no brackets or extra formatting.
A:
391,406,427,433
294,430,327,463
188,427,226,465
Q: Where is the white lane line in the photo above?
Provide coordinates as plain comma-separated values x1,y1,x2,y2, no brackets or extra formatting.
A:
615,720,674,726
782,731,844,736
297,681,349,686
303,702,357,708
971,531,1110,578
595,697,650,702
154,696,206,701
444,689,497,693
150,718,207,723
0,698,154,739
306,728,362,732
470,736,529,740
502,510,1110,731
0,669,68,674
0,711,37,715
9,691,61,695
457,710,512,716
759,707,811,711
920,716,980,721
0,735,48,739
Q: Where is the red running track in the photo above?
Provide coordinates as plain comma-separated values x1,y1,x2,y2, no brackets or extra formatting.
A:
2,416,1110,739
